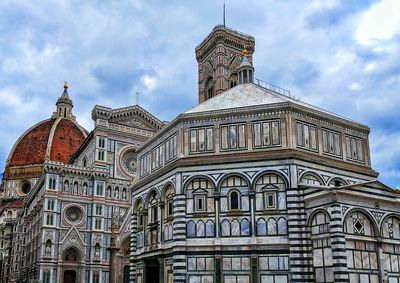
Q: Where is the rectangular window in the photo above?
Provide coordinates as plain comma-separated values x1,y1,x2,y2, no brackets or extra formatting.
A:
220,124,247,151
97,150,106,161
95,204,102,216
265,192,277,209
345,136,365,162
46,214,54,226
96,182,104,196
189,127,214,153
322,128,342,157
43,270,51,283
167,200,173,217
93,272,100,283
98,137,106,148
140,153,151,177
194,195,206,212
221,126,228,150
47,199,55,211
253,120,281,148
165,134,177,162
151,144,163,170
95,218,102,230
296,121,318,151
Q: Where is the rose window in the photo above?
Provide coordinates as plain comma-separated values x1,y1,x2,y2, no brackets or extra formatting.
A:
121,149,137,177
65,206,83,224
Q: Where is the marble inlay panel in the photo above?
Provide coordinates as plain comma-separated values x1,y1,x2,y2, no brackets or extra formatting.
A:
232,220,240,236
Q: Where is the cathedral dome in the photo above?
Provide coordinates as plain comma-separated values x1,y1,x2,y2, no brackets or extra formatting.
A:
5,83,88,170
7,118,87,167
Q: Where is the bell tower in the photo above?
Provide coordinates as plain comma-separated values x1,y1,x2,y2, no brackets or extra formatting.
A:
195,25,255,103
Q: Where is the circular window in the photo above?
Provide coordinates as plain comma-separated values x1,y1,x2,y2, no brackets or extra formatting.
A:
65,206,83,224
18,180,31,196
120,149,137,177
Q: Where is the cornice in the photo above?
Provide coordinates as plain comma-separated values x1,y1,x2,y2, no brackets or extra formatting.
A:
133,149,378,190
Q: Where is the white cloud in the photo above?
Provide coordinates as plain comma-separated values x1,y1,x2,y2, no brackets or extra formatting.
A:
141,75,158,91
349,82,361,90
356,0,400,46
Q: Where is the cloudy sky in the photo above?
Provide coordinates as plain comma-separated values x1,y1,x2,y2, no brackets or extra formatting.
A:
0,0,399,187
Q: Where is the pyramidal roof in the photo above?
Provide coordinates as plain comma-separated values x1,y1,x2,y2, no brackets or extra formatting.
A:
185,83,364,127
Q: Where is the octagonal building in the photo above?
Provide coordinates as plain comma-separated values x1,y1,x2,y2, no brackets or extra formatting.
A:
129,26,400,283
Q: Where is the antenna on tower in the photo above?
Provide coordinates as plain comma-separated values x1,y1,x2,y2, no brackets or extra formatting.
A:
136,92,139,105
223,0,226,26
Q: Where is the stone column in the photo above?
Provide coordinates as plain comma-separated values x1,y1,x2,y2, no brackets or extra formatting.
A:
215,193,220,237
330,197,349,282
249,192,255,236
107,222,119,283
286,165,313,282
215,254,222,283
251,255,258,282
159,257,164,283
160,202,165,243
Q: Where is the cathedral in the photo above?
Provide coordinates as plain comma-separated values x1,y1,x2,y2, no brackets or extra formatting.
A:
1,23,400,283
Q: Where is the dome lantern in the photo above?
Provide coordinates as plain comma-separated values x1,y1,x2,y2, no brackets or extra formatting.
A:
53,81,75,120
238,46,254,84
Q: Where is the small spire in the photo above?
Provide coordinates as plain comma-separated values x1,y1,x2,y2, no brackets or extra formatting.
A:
223,0,226,26
64,81,68,91
242,45,248,57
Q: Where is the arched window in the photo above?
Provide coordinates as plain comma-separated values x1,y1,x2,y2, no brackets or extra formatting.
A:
82,157,87,167
267,218,277,235
187,221,196,238
45,240,52,257
63,248,80,262
196,220,205,237
63,181,69,193
300,173,324,185
186,178,213,214
255,173,287,211
310,211,333,282
73,182,78,195
229,190,240,210
257,218,267,236
205,77,214,100
94,243,100,258
163,185,175,217
221,219,231,237
382,216,400,239
344,211,378,282
148,192,159,224
241,218,250,236
231,219,240,236
381,216,400,281
82,183,88,195
206,220,215,237
114,187,120,199
278,218,287,235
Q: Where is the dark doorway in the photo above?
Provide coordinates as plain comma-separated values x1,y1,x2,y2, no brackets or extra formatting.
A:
123,265,130,283
146,259,160,283
63,270,76,283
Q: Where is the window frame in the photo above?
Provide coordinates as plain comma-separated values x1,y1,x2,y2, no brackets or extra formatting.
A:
189,126,215,154
228,189,241,211
296,120,319,152
220,123,247,151
193,194,207,213
253,119,281,148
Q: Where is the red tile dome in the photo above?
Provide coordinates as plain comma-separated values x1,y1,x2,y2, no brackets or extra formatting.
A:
6,85,88,169
7,118,87,167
